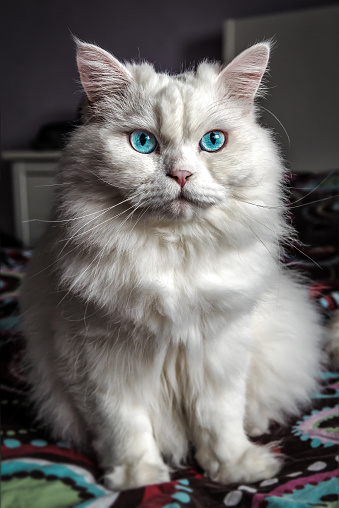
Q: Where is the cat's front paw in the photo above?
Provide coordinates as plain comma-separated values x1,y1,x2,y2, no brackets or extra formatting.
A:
245,407,271,437
104,461,170,491
245,419,270,437
197,444,281,484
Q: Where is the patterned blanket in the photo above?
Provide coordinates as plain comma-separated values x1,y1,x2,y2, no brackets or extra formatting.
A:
1,171,338,508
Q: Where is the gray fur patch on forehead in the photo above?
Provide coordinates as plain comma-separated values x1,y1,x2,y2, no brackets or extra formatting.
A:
124,61,222,144
155,84,185,143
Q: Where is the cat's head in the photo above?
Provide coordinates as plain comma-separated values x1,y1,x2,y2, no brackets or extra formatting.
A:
70,40,281,225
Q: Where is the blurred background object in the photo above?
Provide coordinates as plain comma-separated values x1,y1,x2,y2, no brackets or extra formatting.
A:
224,7,339,173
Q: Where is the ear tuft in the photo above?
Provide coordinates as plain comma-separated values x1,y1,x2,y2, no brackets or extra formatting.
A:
74,38,132,102
218,42,270,105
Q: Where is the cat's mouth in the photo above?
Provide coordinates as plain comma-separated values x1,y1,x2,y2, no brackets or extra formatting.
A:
131,187,220,221
167,191,210,220
173,193,196,207
176,194,190,202
174,191,212,208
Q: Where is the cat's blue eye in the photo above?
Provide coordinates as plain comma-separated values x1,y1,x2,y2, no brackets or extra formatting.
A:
199,130,227,152
130,130,158,154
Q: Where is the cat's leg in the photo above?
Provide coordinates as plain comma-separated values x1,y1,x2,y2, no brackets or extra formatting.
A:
30,326,170,490
192,377,281,483
22,320,87,446
189,329,281,484
245,272,323,437
91,398,170,490
28,360,87,446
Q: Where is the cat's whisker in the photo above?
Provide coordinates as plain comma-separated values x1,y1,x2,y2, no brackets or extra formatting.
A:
28,241,82,279
64,202,139,242
129,204,152,234
260,106,290,146
28,197,143,279
65,306,98,323
34,182,67,187
227,174,266,190
238,209,278,235
57,287,75,308
237,198,324,270
246,224,277,261
90,173,149,195
83,304,96,333
92,199,145,284
54,191,145,268
288,194,338,210
26,196,137,224
61,195,145,264
111,201,144,234
286,170,337,206
233,169,337,211
88,170,131,191
283,241,323,270
235,196,280,210
239,209,286,267
235,193,338,210
81,207,142,287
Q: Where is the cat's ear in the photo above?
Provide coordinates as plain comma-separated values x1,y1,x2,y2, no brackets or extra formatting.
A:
218,43,270,107
75,39,132,102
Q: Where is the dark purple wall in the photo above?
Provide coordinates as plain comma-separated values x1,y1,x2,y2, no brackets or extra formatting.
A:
2,0,337,151
1,0,337,240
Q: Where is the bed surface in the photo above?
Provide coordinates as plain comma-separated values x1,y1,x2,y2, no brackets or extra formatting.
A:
1,171,338,508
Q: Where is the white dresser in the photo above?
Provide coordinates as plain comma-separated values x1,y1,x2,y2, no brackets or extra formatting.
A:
2,151,61,247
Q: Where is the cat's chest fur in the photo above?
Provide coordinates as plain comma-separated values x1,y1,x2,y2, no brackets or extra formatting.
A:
59,226,274,343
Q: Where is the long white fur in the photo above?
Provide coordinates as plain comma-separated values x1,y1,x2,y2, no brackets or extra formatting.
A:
21,41,324,490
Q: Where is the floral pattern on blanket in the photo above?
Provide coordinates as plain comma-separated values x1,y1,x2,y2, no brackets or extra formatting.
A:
1,170,338,507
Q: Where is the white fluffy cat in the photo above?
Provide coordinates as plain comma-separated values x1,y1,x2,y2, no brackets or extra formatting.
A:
21,40,325,490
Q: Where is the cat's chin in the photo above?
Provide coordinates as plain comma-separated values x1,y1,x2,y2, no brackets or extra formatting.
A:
150,197,199,222
166,197,201,221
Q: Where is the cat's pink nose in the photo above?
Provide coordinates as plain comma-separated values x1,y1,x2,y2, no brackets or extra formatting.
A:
167,170,192,188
